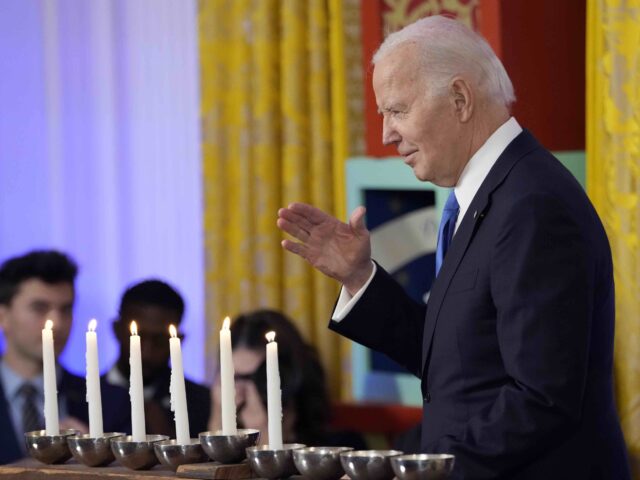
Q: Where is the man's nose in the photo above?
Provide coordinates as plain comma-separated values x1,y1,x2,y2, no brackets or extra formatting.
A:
382,116,400,146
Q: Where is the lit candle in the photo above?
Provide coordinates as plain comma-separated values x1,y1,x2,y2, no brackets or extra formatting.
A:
265,331,283,449
86,319,104,438
220,316,237,435
130,321,146,441
169,325,190,444
42,319,59,435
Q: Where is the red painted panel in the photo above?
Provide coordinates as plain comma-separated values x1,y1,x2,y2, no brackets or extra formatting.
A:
499,0,585,151
361,0,396,157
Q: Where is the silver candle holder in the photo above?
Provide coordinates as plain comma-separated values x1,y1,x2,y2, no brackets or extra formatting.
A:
199,428,260,464
67,432,125,467
293,446,354,480
111,434,169,470
153,438,208,471
390,454,455,480
340,450,403,480
24,429,77,464
246,443,306,479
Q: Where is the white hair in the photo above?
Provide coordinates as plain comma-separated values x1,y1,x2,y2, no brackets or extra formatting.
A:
373,16,515,108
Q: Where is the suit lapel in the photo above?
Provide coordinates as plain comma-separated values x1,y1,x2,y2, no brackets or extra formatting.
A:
59,368,87,422
421,130,540,373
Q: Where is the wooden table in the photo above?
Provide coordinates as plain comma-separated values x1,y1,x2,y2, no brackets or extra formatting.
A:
0,459,254,479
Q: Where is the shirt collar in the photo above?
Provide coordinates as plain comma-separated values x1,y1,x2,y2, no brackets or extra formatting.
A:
106,365,127,387
0,359,45,400
107,364,157,399
454,117,522,229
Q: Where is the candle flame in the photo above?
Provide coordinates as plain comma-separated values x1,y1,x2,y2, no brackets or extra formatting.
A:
169,324,177,338
44,319,53,330
265,331,276,343
88,319,97,332
222,316,230,330
130,321,138,336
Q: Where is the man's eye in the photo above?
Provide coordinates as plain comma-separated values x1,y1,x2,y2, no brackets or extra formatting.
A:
31,304,50,315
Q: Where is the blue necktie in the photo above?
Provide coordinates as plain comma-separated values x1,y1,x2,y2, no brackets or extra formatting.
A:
435,190,460,275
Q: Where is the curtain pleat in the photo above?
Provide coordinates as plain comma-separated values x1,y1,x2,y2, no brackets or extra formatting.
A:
587,0,640,475
200,0,363,399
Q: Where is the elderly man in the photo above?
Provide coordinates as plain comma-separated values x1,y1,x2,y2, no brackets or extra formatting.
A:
277,16,630,479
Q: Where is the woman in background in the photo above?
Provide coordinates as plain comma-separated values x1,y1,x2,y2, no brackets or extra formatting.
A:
209,309,364,448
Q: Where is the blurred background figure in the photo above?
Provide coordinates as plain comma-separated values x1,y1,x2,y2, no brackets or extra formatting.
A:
108,279,210,438
0,250,130,464
209,309,365,449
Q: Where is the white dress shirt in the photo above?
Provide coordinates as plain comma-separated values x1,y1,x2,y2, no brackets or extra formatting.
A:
106,365,156,401
332,117,523,321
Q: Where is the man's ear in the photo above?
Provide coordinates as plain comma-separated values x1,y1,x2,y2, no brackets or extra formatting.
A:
449,76,474,122
112,317,124,338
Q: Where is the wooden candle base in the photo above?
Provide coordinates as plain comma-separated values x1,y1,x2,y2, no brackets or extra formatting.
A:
177,461,252,479
0,459,253,480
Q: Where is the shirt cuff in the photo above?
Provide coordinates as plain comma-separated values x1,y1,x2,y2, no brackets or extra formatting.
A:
331,261,378,322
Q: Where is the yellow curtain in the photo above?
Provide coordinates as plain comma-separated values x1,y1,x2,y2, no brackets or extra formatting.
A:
587,0,640,475
199,0,363,399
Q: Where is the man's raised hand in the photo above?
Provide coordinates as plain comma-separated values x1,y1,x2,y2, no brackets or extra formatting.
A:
277,203,373,294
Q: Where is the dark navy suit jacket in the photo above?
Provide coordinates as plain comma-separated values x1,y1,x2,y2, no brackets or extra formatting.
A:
331,131,631,479
104,365,211,440
0,368,131,464
135,367,211,440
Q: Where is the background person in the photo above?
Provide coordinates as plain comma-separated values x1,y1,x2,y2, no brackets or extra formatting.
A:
0,250,130,464
209,309,365,449
108,279,210,438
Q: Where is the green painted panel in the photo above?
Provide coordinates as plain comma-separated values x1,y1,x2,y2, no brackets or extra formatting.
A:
554,151,585,187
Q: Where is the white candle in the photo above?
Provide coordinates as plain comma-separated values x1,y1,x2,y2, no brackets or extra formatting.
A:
42,319,59,435
129,321,146,441
220,316,237,435
169,324,190,444
86,319,104,438
265,331,283,449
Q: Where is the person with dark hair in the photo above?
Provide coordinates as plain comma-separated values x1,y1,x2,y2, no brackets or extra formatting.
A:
108,279,210,438
209,309,365,448
0,250,131,464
